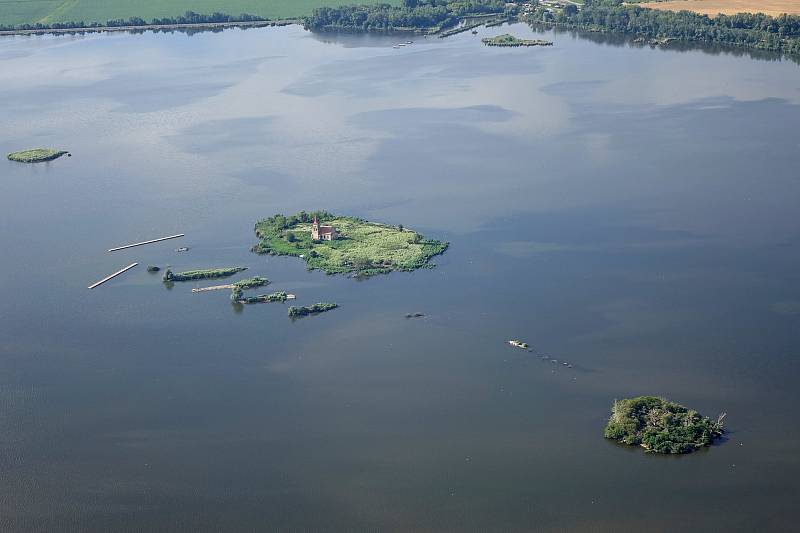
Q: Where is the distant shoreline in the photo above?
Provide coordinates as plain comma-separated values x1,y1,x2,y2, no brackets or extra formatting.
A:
0,19,299,38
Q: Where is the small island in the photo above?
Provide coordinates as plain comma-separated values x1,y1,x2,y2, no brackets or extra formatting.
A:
604,396,725,454
288,302,338,317
7,148,69,163
253,211,448,277
237,291,293,304
481,34,553,47
230,276,270,301
162,267,247,282
233,276,269,290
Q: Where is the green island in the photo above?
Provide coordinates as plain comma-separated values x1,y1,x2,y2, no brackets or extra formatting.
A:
604,396,725,454
230,277,271,301
233,276,269,290
7,148,68,163
253,211,448,277
288,302,338,317
482,34,552,47
162,267,247,282
237,291,290,304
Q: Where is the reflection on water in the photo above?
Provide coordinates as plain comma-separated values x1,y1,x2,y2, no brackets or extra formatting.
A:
1,23,799,532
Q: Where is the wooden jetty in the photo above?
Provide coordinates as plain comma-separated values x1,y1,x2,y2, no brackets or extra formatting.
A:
88,263,138,289
107,234,184,252
192,284,235,293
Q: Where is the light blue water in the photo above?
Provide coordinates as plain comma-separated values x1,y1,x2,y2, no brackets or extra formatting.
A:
1,23,799,531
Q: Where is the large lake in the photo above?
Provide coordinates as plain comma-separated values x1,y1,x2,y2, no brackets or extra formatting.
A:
1,22,800,532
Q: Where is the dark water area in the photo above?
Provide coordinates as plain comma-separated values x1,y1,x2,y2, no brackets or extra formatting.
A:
1,23,799,532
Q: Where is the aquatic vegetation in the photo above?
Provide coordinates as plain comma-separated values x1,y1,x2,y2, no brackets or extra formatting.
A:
239,291,290,304
482,34,552,47
288,302,338,317
231,286,244,302
253,211,448,277
233,276,270,290
162,267,247,282
7,148,68,163
604,396,725,454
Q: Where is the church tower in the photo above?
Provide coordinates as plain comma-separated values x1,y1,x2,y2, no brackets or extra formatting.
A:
311,216,320,240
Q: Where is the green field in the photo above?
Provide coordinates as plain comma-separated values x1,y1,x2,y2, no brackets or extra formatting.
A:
0,0,398,27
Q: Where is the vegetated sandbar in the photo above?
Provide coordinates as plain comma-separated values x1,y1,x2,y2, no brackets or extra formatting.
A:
288,302,338,317
162,267,247,282
252,211,448,277
605,396,725,454
237,292,291,304
482,34,552,47
7,149,68,163
230,277,271,301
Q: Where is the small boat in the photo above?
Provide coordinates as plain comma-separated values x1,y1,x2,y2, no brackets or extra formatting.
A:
508,340,529,349
406,41,413,44
472,30,478,34
174,247,190,252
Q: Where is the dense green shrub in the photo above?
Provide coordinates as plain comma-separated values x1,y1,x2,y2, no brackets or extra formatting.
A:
305,0,505,32
162,267,247,282
288,302,338,317
605,396,725,454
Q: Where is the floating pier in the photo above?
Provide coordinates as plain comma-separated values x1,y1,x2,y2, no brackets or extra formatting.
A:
107,234,184,252
192,284,235,293
88,263,138,289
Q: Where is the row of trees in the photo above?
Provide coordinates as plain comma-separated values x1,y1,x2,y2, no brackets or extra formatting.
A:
305,0,507,32
539,0,800,55
0,11,264,32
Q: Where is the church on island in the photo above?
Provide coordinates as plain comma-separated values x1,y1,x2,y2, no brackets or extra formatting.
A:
311,216,337,241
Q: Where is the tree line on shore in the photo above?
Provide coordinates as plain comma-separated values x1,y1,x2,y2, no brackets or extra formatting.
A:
305,0,509,32
4,0,799,58
539,0,800,55
306,0,800,56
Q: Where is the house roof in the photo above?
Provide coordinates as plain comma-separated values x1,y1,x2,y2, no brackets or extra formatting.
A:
318,226,335,234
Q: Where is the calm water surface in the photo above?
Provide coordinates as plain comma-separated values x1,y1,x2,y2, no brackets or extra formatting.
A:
1,23,800,532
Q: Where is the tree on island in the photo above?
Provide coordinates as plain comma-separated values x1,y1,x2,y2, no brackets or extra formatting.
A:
604,396,725,454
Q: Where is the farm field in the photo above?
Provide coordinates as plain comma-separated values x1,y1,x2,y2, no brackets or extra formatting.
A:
0,0,397,27
638,0,800,16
